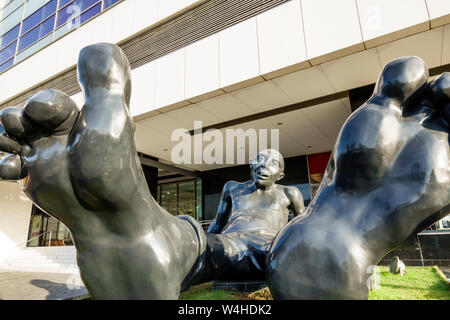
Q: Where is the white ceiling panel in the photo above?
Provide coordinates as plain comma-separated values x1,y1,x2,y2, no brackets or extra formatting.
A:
301,99,350,143
163,103,222,130
138,113,186,135
265,110,334,154
135,124,173,161
376,27,444,69
443,24,450,65
197,93,255,121
231,80,293,112
271,66,336,103
320,48,382,92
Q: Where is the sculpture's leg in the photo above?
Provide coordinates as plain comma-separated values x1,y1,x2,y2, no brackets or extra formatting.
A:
181,233,267,291
266,59,449,299
0,44,207,299
65,44,206,299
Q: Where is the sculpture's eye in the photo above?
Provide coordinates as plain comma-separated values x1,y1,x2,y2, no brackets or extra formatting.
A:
257,155,265,163
271,160,279,169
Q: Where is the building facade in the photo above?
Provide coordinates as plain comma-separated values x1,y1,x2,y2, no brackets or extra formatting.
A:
0,0,449,273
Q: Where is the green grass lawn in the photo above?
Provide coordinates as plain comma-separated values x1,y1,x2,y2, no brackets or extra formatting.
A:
180,266,450,300
179,282,249,300
369,266,450,300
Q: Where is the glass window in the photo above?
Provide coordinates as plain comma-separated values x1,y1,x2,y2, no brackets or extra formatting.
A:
0,57,13,72
195,180,202,220
103,0,120,9
27,205,73,247
21,0,56,35
58,0,73,9
178,181,195,218
0,39,16,64
56,0,101,29
0,4,23,36
56,1,77,27
0,0,24,22
0,0,119,70
27,207,44,247
18,14,54,52
0,23,19,49
161,183,177,216
157,180,202,219
23,0,51,19
15,32,51,62
56,0,98,27
79,1,100,23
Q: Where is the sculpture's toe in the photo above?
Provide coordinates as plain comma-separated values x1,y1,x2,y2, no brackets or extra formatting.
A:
24,89,79,134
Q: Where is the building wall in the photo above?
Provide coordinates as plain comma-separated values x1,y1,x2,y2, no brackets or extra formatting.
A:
1,0,448,116
0,181,32,258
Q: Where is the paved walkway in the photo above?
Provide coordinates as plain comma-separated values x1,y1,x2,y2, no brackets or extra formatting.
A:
0,271,89,300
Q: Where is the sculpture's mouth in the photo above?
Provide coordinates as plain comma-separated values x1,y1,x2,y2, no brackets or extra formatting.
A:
255,172,270,180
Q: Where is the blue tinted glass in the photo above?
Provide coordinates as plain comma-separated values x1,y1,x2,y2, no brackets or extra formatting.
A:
57,0,98,27
21,7,43,35
21,0,57,35
103,0,120,9
0,40,17,64
42,0,57,18
56,5,74,27
0,24,20,49
80,2,101,23
19,27,39,51
18,15,54,52
76,0,99,12
0,58,14,73
58,0,73,9
39,14,55,37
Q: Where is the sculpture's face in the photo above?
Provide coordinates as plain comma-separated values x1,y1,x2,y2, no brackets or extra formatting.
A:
250,150,284,188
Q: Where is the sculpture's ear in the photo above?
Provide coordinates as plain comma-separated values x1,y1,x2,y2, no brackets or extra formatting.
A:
277,172,285,181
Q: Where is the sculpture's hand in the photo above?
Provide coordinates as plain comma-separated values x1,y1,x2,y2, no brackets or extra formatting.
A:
266,57,449,299
0,44,203,299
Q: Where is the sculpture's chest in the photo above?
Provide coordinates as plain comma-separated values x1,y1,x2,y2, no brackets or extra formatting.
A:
231,188,289,211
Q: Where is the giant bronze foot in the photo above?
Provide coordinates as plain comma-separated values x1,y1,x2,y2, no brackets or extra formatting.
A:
266,57,450,299
0,43,205,299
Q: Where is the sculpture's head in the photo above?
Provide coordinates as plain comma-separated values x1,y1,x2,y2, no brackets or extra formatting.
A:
77,43,132,107
250,149,285,188
374,56,428,105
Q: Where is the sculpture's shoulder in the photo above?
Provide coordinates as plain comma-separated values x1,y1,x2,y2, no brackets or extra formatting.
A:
281,185,303,202
223,180,252,193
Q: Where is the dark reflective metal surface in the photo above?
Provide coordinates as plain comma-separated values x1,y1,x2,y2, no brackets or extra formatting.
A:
0,43,448,300
266,57,450,299
0,43,205,299
182,149,305,288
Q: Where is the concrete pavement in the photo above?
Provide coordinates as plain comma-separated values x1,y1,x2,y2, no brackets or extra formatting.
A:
0,271,89,300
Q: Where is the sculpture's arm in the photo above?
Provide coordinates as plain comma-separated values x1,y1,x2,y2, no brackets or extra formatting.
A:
285,186,305,218
207,182,233,234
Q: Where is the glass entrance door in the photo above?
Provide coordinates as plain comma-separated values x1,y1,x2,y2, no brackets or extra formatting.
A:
157,179,202,220
27,205,73,247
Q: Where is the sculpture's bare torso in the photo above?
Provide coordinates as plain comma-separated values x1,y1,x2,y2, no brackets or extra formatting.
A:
221,182,295,234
